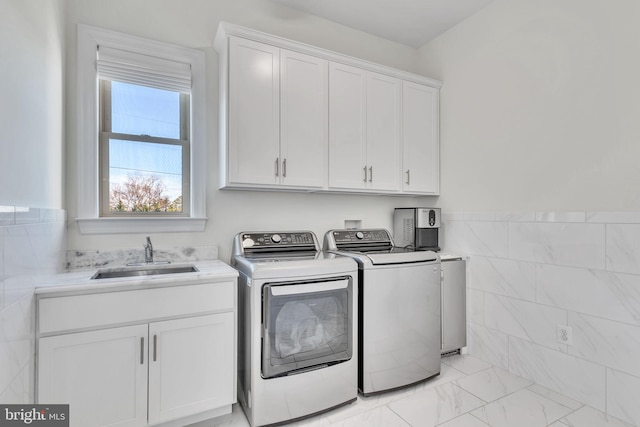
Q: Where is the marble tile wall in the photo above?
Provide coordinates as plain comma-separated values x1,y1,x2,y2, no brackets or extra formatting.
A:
442,212,640,425
0,206,66,404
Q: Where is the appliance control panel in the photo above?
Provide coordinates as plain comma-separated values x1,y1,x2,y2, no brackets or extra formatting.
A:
241,232,317,249
331,229,391,244
416,208,441,228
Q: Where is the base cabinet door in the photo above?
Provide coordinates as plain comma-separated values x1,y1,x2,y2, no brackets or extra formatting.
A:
38,325,149,427
441,259,467,353
148,313,235,425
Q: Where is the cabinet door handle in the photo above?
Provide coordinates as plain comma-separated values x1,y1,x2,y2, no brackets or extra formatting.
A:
363,166,368,183
406,169,411,185
369,166,373,183
153,334,157,362
441,269,445,349
283,158,287,178
275,158,279,177
140,337,144,365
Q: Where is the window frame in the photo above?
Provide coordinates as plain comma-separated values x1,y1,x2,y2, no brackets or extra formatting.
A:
76,24,206,234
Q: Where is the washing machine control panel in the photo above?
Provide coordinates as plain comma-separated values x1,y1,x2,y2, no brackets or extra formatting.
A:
241,232,317,250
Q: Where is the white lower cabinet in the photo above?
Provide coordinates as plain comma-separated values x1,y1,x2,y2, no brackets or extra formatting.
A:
36,281,237,427
38,325,149,427
148,313,234,424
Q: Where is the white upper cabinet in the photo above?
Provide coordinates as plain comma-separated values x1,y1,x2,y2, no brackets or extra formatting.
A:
227,37,280,186
365,72,401,192
402,81,440,194
329,64,400,192
280,50,327,188
328,62,367,189
224,37,327,190
215,22,441,196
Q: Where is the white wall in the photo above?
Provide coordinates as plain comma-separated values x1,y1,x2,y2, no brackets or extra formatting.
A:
0,0,67,404
418,0,640,212
64,0,433,260
421,2,640,423
0,0,65,209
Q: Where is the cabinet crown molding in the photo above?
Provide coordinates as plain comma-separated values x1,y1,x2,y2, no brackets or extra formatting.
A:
214,22,442,89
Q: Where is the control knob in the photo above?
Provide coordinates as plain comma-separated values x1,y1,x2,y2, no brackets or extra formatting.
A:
355,231,364,240
271,234,282,243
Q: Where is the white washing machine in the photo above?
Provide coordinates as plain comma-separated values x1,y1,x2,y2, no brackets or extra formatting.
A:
324,229,441,396
231,231,358,426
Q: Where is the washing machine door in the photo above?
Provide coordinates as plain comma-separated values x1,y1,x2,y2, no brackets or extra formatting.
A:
261,276,353,379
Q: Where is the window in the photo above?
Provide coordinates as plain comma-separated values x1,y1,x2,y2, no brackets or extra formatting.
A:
99,81,190,216
77,25,206,233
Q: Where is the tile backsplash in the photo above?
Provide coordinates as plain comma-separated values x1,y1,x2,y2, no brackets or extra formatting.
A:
66,245,218,270
443,212,640,425
0,206,66,403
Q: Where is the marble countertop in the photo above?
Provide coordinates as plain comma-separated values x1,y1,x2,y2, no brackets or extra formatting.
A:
35,260,239,297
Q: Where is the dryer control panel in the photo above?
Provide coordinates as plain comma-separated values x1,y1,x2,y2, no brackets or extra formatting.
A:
238,231,318,253
331,229,391,244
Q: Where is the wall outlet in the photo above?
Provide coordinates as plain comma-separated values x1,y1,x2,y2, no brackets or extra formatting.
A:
557,325,573,345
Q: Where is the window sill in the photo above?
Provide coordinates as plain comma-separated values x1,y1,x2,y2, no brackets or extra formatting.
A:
76,217,207,234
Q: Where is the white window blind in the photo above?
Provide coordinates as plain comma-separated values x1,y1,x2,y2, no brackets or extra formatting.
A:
97,45,191,93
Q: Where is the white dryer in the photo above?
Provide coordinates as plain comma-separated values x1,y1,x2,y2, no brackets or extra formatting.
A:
231,231,358,426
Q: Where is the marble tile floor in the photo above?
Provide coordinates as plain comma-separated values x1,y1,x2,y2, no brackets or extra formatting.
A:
193,355,637,427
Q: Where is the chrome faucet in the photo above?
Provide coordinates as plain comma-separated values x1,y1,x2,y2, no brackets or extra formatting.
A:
144,236,153,263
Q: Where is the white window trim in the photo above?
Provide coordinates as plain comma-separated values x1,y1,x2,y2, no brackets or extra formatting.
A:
76,24,207,234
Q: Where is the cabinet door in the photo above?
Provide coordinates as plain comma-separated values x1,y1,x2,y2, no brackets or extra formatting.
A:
280,50,327,188
366,72,401,192
38,325,148,427
441,259,467,353
328,62,367,189
228,37,280,185
148,313,235,424
402,81,439,194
